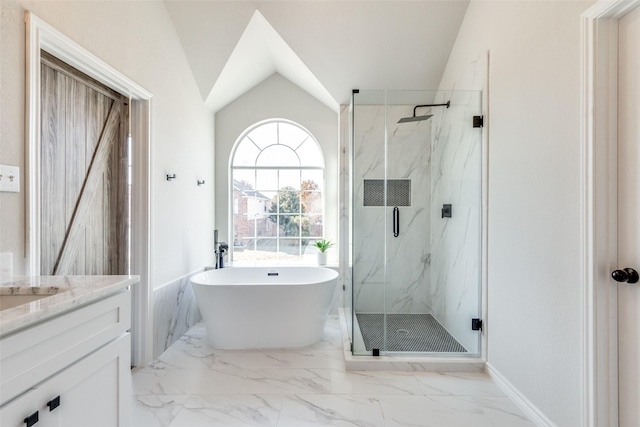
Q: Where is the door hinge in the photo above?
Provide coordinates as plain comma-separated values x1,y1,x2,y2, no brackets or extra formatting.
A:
473,116,484,128
472,318,483,331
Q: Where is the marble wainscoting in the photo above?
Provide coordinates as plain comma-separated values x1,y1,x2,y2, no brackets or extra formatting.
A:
430,54,487,354
153,270,202,359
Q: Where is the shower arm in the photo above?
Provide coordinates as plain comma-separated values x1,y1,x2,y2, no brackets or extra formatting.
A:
412,101,450,118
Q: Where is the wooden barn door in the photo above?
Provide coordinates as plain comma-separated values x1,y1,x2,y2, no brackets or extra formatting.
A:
40,51,130,275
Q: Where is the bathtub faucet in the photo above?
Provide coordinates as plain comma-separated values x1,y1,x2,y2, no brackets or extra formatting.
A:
215,242,229,269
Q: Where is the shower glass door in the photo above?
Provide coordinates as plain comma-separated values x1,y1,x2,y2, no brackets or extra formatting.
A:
351,89,483,356
351,90,388,355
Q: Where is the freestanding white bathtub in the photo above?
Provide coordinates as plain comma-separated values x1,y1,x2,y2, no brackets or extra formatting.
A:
191,267,338,349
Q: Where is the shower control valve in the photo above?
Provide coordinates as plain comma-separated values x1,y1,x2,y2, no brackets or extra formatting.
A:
442,204,452,218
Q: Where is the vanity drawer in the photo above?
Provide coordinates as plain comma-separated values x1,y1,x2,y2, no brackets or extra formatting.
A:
0,290,130,406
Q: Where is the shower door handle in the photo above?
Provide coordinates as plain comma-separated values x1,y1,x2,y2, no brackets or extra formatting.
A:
393,207,399,237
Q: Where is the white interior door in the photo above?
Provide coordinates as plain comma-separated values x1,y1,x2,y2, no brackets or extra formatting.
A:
617,6,640,426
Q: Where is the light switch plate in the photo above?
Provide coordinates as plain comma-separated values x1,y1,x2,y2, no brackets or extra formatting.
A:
0,164,20,192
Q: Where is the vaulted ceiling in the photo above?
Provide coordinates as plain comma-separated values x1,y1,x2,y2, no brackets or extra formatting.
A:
165,1,470,112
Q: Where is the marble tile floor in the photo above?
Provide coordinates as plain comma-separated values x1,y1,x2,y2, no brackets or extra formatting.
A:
132,316,536,427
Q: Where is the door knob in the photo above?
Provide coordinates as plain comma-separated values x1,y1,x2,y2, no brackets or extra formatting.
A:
611,268,639,284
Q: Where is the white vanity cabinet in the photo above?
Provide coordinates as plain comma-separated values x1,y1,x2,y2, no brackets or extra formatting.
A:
0,288,132,427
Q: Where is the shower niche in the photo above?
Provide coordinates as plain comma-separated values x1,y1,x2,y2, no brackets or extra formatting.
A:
344,89,483,357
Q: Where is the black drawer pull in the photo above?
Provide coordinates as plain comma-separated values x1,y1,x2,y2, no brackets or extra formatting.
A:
47,396,61,411
24,411,38,426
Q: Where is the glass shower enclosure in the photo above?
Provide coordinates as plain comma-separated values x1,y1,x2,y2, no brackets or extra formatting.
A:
346,89,483,356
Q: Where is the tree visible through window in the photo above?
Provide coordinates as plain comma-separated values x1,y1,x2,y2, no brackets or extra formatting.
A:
231,120,324,261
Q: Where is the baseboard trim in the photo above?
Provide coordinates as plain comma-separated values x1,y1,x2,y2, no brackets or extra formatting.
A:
486,363,556,427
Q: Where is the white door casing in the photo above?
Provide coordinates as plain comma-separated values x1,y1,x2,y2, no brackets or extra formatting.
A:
25,12,153,366
581,1,640,426
616,6,640,426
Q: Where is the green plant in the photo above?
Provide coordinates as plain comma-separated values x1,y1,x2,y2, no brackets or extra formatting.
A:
314,239,333,253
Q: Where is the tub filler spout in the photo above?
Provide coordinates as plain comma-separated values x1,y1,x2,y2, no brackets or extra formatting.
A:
215,242,228,269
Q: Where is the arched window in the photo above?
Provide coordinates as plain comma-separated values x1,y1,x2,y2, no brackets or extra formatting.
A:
230,120,324,262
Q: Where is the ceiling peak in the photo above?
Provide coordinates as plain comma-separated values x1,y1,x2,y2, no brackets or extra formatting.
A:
205,10,338,113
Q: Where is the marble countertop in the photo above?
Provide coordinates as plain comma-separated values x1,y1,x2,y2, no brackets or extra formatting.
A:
0,275,139,337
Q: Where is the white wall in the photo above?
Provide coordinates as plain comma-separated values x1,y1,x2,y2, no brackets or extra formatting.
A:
438,1,593,425
0,0,215,289
215,73,339,260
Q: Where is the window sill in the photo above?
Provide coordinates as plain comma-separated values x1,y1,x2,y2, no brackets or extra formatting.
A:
205,260,339,270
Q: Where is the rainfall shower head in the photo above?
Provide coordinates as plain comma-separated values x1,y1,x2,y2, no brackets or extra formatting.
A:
398,100,451,124
398,114,433,123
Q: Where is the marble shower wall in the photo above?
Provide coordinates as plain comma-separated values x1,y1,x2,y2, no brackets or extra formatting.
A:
430,56,486,354
352,104,432,314
153,271,202,358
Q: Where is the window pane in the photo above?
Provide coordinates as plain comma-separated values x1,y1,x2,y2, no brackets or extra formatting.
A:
255,239,279,261
232,190,241,215
233,238,255,261
233,138,260,167
278,122,310,150
258,214,277,237
234,213,255,239
301,191,322,213
233,183,257,207
278,238,301,258
300,215,311,237
279,215,300,237
261,190,278,215
277,190,300,214
296,140,323,167
231,120,325,263
301,170,323,191
279,169,300,190
233,170,255,189
303,214,323,237
301,237,315,262
257,145,299,167
247,122,277,150
256,170,278,191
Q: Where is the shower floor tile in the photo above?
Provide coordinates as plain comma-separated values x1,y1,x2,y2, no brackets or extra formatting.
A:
356,313,467,353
